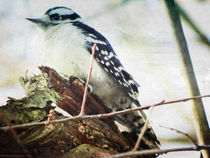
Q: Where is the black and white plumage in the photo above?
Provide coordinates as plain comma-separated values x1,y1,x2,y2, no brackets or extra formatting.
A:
27,6,159,149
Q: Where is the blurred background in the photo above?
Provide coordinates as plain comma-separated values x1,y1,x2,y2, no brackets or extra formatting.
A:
0,0,210,157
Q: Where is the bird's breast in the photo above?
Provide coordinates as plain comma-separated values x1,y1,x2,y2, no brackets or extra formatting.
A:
41,24,125,107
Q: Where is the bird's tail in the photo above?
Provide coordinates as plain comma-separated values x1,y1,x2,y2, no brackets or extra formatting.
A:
114,102,160,150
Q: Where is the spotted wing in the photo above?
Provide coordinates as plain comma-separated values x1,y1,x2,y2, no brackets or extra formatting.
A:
73,22,140,104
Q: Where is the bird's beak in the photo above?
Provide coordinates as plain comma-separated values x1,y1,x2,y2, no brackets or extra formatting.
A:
26,15,51,29
26,18,43,24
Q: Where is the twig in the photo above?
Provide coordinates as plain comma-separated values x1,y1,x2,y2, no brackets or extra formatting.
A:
79,43,96,116
0,95,210,130
133,119,150,151
103,145,210,158
133,105,154,151
97,94,210,118
158,125,198,146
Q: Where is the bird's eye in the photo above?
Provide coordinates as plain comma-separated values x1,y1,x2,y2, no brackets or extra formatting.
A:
50,14,60,21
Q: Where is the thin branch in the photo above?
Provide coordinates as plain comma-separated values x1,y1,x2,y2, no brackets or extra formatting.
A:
158,125,198,146
133,105,154,151
99,94,210,118
80,43,97,116
103,145,210,158
133,119,149,151
0,95,210,130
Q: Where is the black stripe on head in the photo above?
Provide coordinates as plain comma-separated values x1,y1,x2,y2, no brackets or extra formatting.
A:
61,13,81,21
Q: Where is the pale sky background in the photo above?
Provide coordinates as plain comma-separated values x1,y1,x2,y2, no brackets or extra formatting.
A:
0,0,210,158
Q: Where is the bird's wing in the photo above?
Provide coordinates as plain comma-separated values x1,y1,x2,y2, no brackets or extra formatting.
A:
73,22,140,104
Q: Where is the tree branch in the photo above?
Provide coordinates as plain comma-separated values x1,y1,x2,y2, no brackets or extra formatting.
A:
1,95,209,130
103,145,210,158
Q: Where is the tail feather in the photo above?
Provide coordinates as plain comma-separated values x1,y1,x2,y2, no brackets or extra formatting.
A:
114,101,160,150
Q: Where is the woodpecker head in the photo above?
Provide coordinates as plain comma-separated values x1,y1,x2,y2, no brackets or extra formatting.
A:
26,6,82,29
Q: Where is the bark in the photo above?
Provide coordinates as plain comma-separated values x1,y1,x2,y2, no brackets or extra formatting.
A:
0,66,133,158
